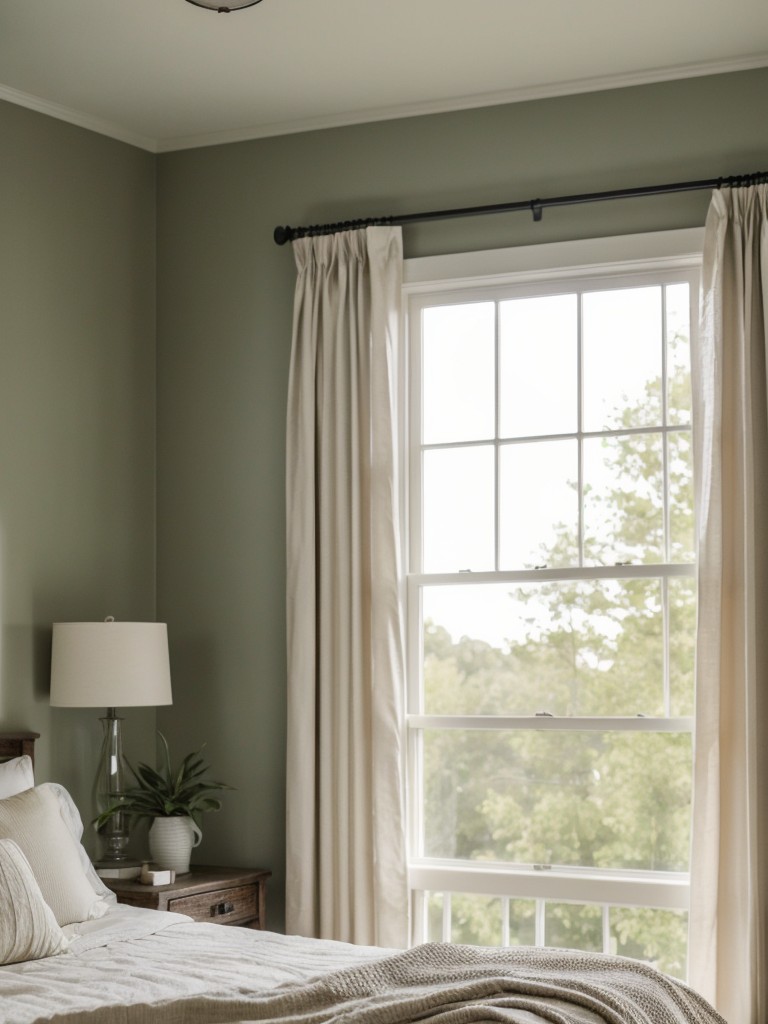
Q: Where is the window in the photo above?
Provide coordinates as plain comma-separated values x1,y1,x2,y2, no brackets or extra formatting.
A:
404,231,702,980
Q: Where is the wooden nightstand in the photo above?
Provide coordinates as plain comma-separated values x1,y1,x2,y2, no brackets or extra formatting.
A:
103,865,271,929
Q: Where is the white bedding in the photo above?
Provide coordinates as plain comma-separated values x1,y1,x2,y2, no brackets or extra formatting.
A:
0,767,716,1023
0,904,390,1024
0,903,721,1024
1,770,711,1024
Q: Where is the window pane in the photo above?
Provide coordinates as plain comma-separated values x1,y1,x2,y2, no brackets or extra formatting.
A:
422,729,692,872
423,303,495,444
669,576,696,717
583,288,662,432
668,430,694,561
423,579,666,717
545,902,602,953
425,892,445,942
423,446,495,572
499,294,577,438
499,440,578,569
610,906,688,980
666,283,691,427
508,899,537,947
450,894,504,945
583,433,664,565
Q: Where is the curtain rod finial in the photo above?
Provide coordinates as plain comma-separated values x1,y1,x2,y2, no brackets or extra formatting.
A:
274,225,293,246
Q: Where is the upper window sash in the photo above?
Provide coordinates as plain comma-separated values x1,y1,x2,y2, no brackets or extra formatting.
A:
403,229,703,582
409,244,704,581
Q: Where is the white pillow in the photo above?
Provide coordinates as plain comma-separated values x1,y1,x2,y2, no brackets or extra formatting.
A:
39,783,115,909
0,839,68,965
0,755,34,799
0,787,108,926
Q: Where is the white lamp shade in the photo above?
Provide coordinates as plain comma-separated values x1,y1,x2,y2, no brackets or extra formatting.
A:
50,621,173,709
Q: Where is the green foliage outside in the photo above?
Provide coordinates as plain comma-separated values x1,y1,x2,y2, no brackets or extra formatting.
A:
419,317,694,980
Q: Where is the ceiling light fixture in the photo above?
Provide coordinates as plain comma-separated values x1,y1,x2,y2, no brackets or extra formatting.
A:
184,0,264,10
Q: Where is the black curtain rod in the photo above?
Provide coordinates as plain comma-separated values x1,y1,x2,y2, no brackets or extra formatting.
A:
273,170,768,246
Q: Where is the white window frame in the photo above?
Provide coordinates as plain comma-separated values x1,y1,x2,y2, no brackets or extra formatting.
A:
402,228,704,952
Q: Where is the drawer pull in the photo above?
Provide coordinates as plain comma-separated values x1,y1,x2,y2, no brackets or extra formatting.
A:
212,900,235,917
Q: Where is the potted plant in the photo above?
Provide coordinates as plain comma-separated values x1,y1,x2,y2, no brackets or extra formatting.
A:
94,733,232,874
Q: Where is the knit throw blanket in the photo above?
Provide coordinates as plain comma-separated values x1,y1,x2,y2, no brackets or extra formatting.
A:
234,942,726,1024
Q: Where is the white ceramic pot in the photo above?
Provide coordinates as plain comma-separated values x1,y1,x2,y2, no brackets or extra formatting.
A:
148,816,202,874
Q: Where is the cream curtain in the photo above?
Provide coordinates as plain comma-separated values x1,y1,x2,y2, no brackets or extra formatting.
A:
690,185,768,1024
285,227,408,948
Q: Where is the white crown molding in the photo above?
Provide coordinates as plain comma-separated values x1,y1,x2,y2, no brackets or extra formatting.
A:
157,53,768,152
0,83,158,152
1,53,766,155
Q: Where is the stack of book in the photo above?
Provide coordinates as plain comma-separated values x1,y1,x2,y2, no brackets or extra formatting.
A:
95,863,141,880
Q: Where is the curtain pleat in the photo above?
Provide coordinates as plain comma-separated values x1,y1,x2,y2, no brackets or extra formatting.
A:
690,185,768,1024
285,228,407,948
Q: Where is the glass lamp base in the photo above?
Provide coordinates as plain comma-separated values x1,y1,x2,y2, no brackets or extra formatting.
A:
94,708,134,865
96,834,134,865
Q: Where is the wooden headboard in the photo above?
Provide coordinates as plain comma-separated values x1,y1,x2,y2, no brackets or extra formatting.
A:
0,732,39,766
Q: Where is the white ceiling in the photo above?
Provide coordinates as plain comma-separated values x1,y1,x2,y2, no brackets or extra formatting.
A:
1,0,767,153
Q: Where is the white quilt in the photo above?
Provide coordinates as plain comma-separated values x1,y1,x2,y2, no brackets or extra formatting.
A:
0,906,387,1024
0,906,722,1024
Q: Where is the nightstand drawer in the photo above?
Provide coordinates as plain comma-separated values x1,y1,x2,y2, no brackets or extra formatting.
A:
103,866,270,929
169,884,257,925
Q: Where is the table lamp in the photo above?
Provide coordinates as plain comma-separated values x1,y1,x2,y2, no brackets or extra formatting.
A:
50,617,173,865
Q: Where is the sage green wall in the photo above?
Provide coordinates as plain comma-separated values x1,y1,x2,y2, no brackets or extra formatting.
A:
5,57,765,929
156,67,768,931
0,101,158,841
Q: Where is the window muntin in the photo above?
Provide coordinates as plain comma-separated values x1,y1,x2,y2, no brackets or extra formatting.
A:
417,281,693,574
420,892,688,980
406,257,698,979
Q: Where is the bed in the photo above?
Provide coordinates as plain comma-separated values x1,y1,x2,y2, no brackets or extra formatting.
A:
0,733,726,1024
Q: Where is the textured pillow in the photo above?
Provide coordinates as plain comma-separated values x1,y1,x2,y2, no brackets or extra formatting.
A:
0,787,108,926
40,783,115,909
0,755,34,799
0,839,68,965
